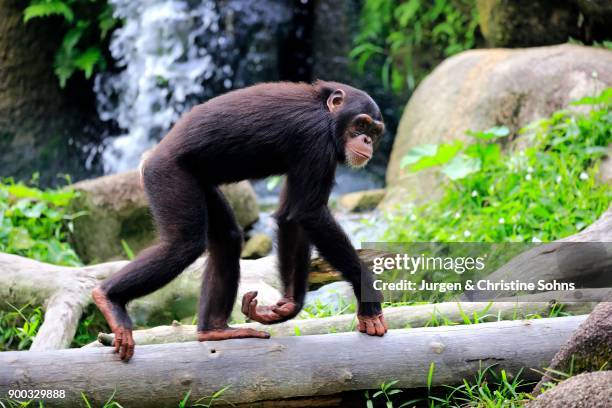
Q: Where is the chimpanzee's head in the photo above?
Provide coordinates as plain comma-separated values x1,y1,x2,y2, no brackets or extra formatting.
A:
320,81,385,168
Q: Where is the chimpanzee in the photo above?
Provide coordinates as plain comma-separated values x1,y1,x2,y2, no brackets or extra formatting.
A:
92,81,387,361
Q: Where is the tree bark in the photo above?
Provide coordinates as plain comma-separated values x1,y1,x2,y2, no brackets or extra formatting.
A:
90,300,599,347
0,316,586,407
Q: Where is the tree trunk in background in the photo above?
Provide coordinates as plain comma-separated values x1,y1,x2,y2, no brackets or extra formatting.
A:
0,0,101,184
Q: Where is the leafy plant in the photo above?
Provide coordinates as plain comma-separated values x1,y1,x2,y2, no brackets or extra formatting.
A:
23,0,118,87
70,305,109,347
430,366,532,407
81,389,124,408
385,88,612,242
352,0,479,93
0,177,82,266
0,303,43,351
365,380,405,408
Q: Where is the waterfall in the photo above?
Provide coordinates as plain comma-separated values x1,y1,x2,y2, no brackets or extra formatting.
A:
95,0,291,173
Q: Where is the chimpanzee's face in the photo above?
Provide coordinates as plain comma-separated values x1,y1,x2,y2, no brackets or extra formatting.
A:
326,87,384,168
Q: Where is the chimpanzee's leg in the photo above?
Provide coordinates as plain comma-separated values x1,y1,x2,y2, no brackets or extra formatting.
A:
242,181,312,324
92,156,208,360
242,219,311,324
197,186,270,341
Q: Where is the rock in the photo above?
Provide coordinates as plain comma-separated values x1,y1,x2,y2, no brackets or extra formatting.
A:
575,0,612,16
384,44,612,208
0,0,102,186
241,233,273,259
477,0,611,47
68,171,259,263
597,145,612,184
477,0,581,47
527,371,612,408
533,302,612,393
304,281,354,314
339,189,386,212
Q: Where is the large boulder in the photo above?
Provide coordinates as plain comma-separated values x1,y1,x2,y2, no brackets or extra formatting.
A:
69,171,259,263
533,302,612,393
527,371,612,408
477,0,611,47
384,44,612,208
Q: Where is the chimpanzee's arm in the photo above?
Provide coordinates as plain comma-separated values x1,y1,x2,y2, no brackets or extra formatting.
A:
296,205,383,315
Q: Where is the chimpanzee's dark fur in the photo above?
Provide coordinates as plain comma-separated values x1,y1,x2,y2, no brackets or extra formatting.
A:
96,81,386,359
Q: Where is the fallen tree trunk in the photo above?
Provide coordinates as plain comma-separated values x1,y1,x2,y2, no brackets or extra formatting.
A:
0,316,586,407
90,300,598,347
0,253,280,351
464,207,612,300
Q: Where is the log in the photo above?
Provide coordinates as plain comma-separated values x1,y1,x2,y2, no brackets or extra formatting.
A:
0,316,586,407
464,207,612,300
0,253,280,350
90,300,598,347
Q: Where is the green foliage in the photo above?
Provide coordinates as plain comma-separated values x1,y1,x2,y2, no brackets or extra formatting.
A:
365,380,404,408
70,305,109,347
385,89,612,242
302,297,356,318
0,176,82,266
0,304,43,351
429,366,532,407
23,0,118,87
352,0,479,93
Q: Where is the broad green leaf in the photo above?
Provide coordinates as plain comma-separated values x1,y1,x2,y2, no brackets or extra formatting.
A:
407,141,463,171
6,184,43,200
9,227,35,250
441,155,481,180
400,144,438,168
468,126,510,140
22,202,46,219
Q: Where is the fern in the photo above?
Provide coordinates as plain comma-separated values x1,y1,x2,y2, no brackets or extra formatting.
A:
23,0,117,87
23,0,74,23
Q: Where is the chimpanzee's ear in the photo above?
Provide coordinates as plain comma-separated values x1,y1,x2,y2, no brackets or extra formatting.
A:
326,89,346,112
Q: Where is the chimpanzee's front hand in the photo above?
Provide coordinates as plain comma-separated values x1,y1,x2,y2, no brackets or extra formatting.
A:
357,313,388,336
357,302,388,336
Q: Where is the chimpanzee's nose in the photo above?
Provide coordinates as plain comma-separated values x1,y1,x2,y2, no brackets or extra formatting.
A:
363,135,372,145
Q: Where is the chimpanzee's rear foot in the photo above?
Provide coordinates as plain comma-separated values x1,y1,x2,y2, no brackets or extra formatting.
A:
241,291,301,324
197,327,270,341
92,286,135,361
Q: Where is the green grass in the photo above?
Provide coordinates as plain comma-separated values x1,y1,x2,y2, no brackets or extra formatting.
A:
365,365,536,407
0,175,82,266
384,89,612,243
0,303,43,351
